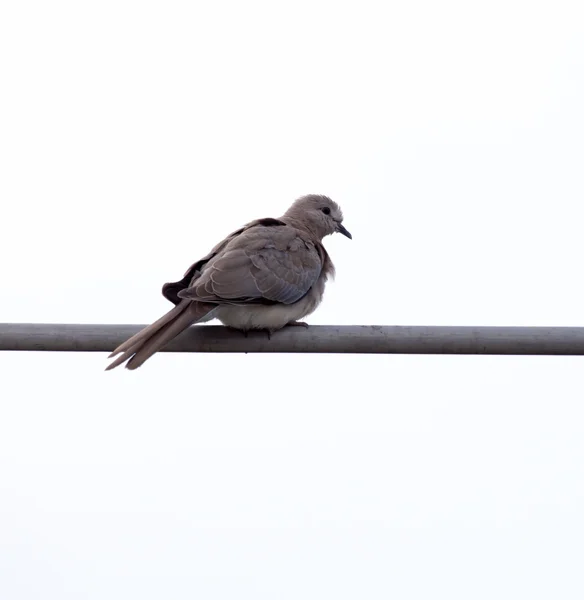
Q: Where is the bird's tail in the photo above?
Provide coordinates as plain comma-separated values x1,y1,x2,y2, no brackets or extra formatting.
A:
105,300,214,371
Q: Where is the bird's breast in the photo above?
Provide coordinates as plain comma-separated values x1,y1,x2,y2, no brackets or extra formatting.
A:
215,283,325,331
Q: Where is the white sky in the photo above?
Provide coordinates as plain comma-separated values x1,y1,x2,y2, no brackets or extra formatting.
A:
1,1,584,598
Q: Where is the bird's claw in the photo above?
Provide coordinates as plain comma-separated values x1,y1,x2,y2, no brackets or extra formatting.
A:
287,321,309,328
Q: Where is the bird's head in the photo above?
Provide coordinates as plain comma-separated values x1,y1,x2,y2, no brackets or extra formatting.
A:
283,194,351,241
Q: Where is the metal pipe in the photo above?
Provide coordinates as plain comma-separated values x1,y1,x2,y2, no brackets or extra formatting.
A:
2,323,584,355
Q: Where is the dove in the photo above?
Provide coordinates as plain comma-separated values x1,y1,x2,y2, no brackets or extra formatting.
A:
106,194,351,370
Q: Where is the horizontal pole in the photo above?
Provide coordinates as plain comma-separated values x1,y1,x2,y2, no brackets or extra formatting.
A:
1,323,584,355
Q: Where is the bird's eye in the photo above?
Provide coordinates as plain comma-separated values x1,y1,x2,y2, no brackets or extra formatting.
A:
321,207,331,215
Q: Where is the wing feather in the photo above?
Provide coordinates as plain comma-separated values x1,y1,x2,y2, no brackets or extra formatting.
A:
178,225,322,305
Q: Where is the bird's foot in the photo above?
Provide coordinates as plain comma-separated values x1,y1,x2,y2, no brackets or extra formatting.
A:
236,327,275,339
230,327,249,338
286,321,309,328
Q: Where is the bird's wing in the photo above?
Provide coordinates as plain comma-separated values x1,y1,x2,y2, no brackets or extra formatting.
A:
177,222,323,305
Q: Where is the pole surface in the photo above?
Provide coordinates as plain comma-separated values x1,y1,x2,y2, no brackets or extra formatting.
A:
2,323,584,355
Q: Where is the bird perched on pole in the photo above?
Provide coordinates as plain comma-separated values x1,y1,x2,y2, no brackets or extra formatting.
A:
106,194,351,370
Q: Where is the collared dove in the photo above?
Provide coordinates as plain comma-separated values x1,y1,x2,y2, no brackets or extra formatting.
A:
106,194,351,370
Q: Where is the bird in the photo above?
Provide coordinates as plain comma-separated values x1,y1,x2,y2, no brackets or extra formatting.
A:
105,194,351,370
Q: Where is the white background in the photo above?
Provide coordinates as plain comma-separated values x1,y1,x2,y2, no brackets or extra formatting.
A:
1,1,583,598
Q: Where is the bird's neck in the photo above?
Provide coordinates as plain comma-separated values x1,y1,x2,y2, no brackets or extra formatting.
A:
281,215,323,242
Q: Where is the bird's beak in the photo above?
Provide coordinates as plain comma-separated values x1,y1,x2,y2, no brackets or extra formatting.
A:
336,223,352,239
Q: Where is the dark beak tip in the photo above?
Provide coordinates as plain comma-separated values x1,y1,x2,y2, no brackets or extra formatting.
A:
337,223,352,239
